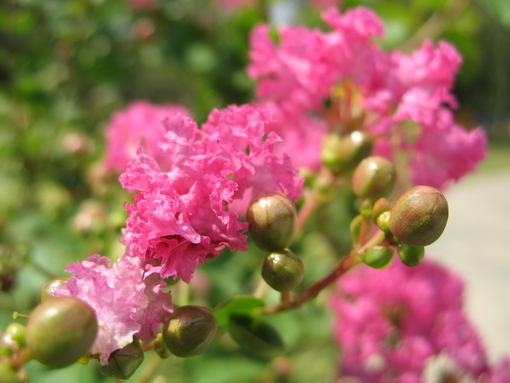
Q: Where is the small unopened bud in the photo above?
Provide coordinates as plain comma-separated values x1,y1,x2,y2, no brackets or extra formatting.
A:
26,297,98,368
322,131,372,173
350,215,365,244
5,323,26,348
361,246,394,269
372,198,391,234
397,245,425,267
100,337,144,380
0,360,25,383
389,186,448,247
371,198,391,221
352,156,396,201
162,306,217,358
40,278,68,301
246,192,297,252
261,249,304,292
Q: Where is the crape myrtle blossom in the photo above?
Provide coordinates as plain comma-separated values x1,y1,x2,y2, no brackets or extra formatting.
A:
329,260,510,382
120,104,303,283
248,6,486,189
53,254,173,365
104,100,191,172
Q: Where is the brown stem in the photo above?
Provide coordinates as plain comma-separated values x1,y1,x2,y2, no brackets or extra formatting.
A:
280,292,291,308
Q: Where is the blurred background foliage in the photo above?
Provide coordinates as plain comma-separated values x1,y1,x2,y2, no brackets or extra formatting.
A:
1,0,509,382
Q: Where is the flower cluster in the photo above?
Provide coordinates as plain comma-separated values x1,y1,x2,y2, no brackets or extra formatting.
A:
53,104,303,363
119,104,303,283
248,7,486,189
329,260,510,382
28,5,500,380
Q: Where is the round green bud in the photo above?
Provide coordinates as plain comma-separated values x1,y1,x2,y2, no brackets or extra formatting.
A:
322,131,372,173
261,249,304,292
389,185,448,247
246,192,297,252
350,214,365,244
5,323,26,348
26,297,98,368
162,305,218,358
371,198,391,222
397,245,425,267
40,278,68,301
0,361,24,383
100,337,144,380
352,156,396,201
375,211,391,234
361,246,394,269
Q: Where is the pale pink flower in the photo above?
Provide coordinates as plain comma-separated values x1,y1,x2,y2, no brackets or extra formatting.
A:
104,101,191,172
53,254,173,365
330,260,509,382
120,105,302,283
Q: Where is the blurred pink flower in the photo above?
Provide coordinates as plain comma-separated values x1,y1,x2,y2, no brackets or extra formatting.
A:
53,254,173,365
128,0,158,11
329,260,509,382
120,105,303,283
104,100,191,172
248,6,487,187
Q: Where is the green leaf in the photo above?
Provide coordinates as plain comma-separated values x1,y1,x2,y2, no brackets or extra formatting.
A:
213,296,264,328
228,314,284,358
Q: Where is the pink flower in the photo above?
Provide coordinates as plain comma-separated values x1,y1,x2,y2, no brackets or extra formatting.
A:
120,105,302,283
248,6,487,187
104,101,191,172
329,260,509,382
53,254,173,365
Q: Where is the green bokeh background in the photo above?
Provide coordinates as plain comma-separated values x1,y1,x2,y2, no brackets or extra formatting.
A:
1,0,509,382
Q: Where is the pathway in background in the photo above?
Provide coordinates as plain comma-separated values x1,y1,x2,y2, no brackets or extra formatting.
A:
427,170,510,361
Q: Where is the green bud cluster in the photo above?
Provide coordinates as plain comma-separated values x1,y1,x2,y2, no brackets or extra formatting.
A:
356,185,448,269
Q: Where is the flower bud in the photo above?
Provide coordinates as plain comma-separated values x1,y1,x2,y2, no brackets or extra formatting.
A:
322,131,372,173
40,278,68,301
261,249,304,292
0,360,25,383
352,156,396,201
246,192,297,252
100,337,144,380
26,297,98,368
389,186,448,247
350,214,365,244
228,314,284,358
162,305,217,358
371,198,391,221
397,245,425,267
5,323,26,349
361,246,394,269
